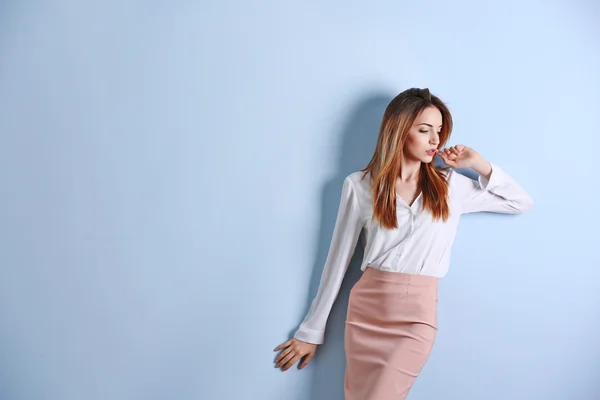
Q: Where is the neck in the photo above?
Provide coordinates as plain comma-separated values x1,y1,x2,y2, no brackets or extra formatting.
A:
398,158,422,182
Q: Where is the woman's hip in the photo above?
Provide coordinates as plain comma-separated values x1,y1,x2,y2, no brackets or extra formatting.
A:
347,266,439,327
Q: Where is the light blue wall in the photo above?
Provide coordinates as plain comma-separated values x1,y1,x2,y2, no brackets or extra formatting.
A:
1,1,598,399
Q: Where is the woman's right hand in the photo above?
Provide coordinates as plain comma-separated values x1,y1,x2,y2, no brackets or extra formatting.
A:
273,338,318,371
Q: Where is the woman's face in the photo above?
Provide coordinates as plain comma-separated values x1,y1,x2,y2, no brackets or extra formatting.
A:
403,106,443,163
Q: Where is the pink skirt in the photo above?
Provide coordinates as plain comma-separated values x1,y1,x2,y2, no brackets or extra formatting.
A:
344,266,439,400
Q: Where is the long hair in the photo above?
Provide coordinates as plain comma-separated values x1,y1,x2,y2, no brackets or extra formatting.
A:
360,88,453,229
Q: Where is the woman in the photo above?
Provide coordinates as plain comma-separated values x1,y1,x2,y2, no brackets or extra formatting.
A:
273,88,534,399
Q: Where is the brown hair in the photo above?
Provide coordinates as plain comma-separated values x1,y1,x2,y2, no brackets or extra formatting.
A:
360,88,453,229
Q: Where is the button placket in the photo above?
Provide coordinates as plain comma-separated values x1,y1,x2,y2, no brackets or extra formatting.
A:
395,205,416,259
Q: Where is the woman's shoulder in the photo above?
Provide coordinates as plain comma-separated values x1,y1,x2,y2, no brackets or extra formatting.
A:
345,170,372,190
438,166,461,187
342,171,374,207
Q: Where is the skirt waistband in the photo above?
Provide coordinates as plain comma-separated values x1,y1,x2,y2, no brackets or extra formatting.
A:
364,265,439,285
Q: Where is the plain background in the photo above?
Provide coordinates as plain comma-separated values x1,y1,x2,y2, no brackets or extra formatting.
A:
1,1,599,399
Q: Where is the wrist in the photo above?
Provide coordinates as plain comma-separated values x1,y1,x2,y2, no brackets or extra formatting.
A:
470,154,492,178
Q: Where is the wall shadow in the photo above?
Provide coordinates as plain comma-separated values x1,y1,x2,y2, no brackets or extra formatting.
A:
291,92,395,400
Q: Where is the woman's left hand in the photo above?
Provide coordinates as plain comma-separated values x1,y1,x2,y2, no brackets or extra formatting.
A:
436,144,480,169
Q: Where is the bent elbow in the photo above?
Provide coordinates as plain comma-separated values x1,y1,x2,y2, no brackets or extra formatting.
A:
517,196,534,214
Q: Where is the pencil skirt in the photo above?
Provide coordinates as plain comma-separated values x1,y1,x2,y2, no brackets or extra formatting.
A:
344,266,439,400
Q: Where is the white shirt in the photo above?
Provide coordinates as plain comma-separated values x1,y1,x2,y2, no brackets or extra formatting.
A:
294,163,534,344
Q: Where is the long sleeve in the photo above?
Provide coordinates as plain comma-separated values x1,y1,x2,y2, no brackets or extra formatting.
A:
453,162,534,215
294,176,364,345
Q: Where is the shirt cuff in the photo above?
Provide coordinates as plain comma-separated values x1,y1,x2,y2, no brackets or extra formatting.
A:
477,162,503,191
294,328,324,345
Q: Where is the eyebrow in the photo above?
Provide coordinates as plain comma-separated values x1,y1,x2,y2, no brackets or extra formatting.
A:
418,123,442,128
